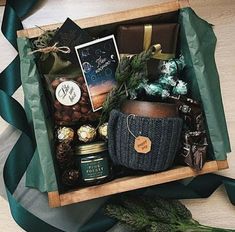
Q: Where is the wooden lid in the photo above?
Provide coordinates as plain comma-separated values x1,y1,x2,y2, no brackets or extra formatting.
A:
17,0,190,38
121,100,178,118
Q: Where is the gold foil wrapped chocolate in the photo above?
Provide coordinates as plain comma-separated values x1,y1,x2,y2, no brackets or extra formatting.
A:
98,122,108,140
77,125,96,143
57,127,74,142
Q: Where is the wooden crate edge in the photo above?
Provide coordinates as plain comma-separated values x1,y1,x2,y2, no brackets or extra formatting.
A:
53,160,228,207
216,159,229,169
48,191,61,208
178,0,190,8
17,0,190,39
0,0,6,6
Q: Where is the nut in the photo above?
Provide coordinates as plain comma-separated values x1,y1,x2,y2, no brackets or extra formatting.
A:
51,79,61,89
54,100,63,110
82,84,88,93
80,97,88,105
72,104,81,112
81,106,89,114
72,111,82,120
76,76,84,84
54,111,63,120
62,115,71,122
82,92,88,98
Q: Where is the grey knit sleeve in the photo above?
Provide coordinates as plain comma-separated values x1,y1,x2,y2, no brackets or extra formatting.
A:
108,110,183,172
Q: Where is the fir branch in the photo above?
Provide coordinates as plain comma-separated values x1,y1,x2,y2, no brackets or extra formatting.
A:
99,87,127,125
105,204,150,231
150,197,178,217
104,196,235,232
126,70,147,90
170,199,192,221
137,196,174,224
99,46,155,124
115,56,132,84
130,47,154,71
147,222,175,232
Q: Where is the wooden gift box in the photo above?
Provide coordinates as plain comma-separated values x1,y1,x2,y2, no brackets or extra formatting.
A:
17,0,229,208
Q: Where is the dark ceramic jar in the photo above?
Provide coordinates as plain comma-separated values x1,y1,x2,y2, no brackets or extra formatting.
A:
75,142,112,185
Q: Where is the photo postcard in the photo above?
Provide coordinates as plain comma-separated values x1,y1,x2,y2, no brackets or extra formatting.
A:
75,35,120,111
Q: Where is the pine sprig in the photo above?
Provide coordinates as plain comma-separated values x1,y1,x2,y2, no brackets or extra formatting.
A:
115,56,132,84
105,204,150,231
130,46,154,71
147,222,174,232
99,87,127,125
104,196,235,232
99,46,156,124
126,70,146,89
170,199,192,221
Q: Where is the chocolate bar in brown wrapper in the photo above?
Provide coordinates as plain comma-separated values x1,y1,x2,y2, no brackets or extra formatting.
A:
117,23,179,78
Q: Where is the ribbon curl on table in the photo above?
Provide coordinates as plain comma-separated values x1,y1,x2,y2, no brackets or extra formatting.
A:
0,0,63,231
0,2,235,232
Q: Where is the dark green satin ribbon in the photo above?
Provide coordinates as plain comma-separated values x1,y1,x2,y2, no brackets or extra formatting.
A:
0,1,64,231
0,91,30,136
1,4,22,95
1,2,235,232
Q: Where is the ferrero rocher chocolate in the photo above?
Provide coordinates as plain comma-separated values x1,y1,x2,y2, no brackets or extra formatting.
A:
98,122,108,140
57,127,74,142
77,125,96,143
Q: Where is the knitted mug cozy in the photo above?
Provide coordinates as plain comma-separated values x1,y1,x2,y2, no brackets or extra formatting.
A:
108,110,183,172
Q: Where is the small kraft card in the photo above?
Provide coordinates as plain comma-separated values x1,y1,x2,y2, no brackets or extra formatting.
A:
75,35,119,111
51,18,93,64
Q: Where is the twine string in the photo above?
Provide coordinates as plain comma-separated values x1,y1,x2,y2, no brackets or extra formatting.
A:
34,39,47,48
126,114,137,138
28,42,71,55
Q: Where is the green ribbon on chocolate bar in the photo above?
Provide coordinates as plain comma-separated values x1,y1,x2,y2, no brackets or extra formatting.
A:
143,24,175,60
0,2,235,232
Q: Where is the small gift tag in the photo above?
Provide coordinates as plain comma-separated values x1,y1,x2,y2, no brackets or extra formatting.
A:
134,136,152,154
55,81,81,106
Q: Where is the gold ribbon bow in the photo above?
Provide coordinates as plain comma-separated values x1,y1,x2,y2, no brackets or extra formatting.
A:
143,24,175,60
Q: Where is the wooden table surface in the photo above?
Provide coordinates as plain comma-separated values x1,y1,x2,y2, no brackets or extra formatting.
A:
0,0,235,231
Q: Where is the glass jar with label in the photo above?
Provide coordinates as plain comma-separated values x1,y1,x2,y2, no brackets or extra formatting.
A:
75,142,112,185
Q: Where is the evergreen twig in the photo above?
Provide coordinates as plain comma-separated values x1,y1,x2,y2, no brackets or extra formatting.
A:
99,46,156,125
104,196,235,232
